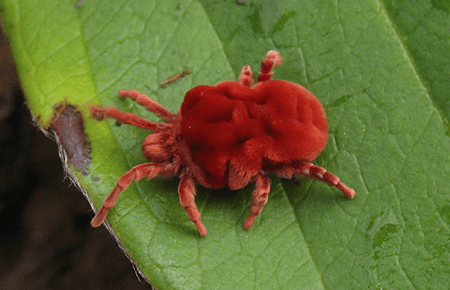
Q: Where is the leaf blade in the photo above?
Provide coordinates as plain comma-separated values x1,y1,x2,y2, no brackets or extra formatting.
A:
1,0,449,289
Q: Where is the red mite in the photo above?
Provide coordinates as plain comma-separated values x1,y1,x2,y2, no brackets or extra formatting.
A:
90,50,355,236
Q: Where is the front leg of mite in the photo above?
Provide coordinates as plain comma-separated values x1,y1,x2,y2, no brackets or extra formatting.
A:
118,90,175,122
178,171,207,237
238,65,254,87
243,173,271,230
257,50,283,83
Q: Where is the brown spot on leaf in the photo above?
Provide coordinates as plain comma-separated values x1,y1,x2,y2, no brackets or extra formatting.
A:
49,103,91,176
160,68,191,88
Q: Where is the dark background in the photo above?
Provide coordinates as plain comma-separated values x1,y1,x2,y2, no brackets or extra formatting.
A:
0,22,153,290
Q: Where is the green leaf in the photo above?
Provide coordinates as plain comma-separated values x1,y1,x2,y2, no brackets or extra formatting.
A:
1,0,450,289
382,0,450,133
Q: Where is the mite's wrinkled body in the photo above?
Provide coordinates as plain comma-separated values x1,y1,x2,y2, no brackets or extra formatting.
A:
181,80,328,190
90,51,355,236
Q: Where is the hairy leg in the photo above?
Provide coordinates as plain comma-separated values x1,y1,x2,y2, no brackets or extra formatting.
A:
91,163,173,227
238,64,254,87
243,173,271,230
91,106,170,131
276,162,356,199
257,50,284,83
178,171,207,237
118,90,175,122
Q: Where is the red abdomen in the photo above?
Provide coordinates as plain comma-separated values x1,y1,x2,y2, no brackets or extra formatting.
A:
180,80,328,189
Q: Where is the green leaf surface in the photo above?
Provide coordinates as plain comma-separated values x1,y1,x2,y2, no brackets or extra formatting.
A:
1,0,449,289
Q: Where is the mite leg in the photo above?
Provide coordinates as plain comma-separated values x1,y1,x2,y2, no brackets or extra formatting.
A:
91,106,169,131
118,90,175,123
244,173,271,230
257,50,284,83
178,171,207,237
238,64,254,87
91,163,172,227
290,162,356,199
